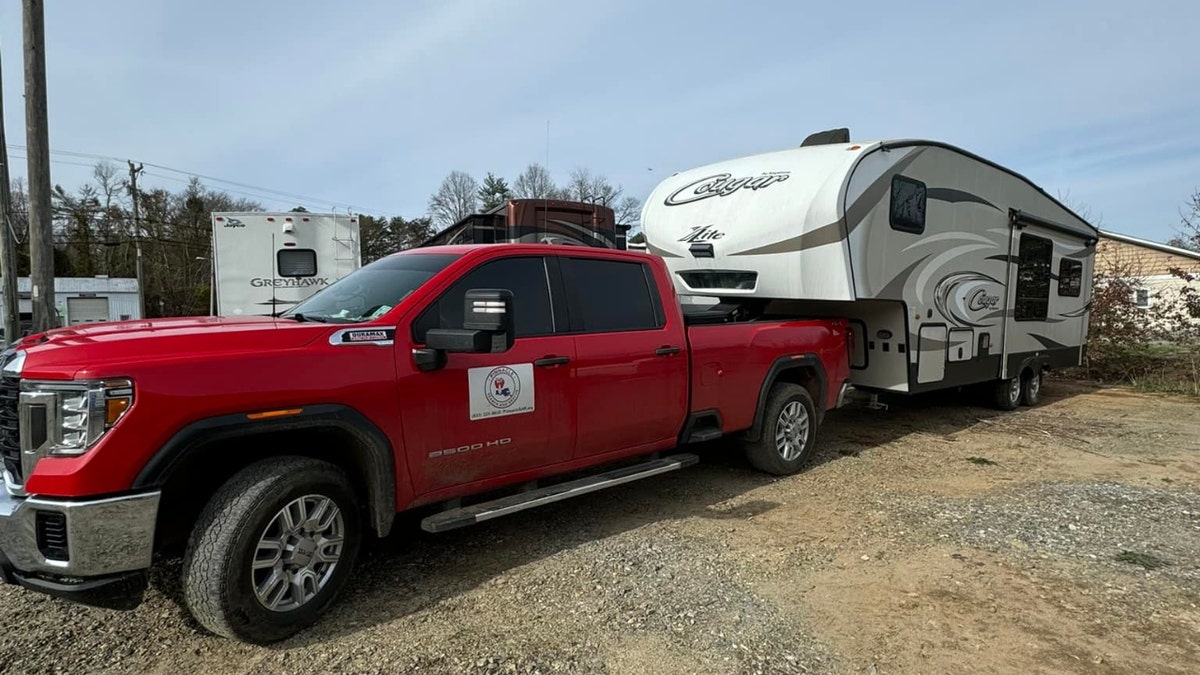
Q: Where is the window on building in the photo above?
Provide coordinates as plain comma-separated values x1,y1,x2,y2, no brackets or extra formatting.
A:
561,257,662,332
1058,258,1083,297
412,256,555,342
277,249,318,277
889,175,926,234
1134,288,1150,308
1015,234,1053,321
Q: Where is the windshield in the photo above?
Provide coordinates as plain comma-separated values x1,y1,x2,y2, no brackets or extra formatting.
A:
281,252,460,323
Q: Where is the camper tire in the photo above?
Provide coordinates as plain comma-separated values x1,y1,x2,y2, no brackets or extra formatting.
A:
1021,368,1043,406
992,376,1022,411
743,383,818,475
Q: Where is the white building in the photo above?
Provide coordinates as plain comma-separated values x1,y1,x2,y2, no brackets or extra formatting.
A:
0,276,141,336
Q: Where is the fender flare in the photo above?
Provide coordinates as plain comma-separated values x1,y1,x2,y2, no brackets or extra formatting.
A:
132,404,397,537
744,354,828,444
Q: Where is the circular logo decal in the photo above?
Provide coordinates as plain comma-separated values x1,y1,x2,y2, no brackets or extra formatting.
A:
484,366,521,409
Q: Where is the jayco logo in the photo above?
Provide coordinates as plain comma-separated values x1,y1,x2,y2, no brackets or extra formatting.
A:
967,289,1001,311
664,171,790,206
678,225,725,242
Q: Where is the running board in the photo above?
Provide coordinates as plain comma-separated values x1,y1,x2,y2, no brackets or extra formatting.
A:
420,453,699,533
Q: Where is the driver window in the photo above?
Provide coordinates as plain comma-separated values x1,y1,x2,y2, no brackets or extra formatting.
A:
412,256,555,342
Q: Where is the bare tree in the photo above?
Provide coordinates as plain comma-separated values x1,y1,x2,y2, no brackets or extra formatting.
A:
1168,191,1200,252
512,163,557,199
615,195,642,230
428,171,479,228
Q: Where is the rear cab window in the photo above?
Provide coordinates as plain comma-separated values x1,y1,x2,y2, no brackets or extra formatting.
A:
560,257,665,333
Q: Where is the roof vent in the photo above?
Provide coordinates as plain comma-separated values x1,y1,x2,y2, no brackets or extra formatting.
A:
801,128,850,147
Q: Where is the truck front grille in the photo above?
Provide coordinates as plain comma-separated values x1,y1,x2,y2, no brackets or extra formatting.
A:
0,374,20,483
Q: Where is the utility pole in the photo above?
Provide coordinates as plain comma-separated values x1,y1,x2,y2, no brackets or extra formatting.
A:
0,51,22,346
23,0,55,333
127,161,145,319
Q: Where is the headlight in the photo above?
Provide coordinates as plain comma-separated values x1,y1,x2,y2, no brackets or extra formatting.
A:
21,379,134,457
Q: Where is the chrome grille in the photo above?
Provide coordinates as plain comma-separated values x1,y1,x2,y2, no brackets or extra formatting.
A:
0,374,21,482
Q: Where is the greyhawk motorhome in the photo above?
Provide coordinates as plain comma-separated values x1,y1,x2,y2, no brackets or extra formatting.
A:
640,131,1098,409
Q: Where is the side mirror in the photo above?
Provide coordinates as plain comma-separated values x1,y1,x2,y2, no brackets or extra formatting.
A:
416,289,515,371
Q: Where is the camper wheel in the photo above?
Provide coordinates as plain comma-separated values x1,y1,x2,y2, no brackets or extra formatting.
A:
1021,368,1043,406
992,375,1022,411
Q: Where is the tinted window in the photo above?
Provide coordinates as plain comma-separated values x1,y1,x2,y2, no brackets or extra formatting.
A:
413,256,554,342
1057,258,1083,297
284,253,459,323
563,258,661,332
1015,234,1053,321
889,175,926,234
278,249,317,277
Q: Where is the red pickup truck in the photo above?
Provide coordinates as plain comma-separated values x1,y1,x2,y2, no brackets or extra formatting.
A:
0,244,849,642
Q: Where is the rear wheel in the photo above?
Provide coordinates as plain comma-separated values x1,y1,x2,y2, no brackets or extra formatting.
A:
992,374,1022,410
743,383,818,475
1021,368,1043,406
182,456,362,643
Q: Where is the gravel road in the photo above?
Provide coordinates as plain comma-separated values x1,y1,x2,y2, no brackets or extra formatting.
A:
1,378,1197,674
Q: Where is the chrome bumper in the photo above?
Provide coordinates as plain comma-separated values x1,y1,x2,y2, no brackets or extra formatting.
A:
0,489,160,578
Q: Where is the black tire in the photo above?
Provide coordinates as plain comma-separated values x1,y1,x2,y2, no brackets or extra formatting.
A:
992,374,1022,410
182,456,362,643
1021,368,1043,406
743,383,819,475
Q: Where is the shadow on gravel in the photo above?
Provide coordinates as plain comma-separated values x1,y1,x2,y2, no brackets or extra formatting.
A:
151,380,1090,646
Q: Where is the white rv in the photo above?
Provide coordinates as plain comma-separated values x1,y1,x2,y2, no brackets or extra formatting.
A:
640,133,1098,409
210,212,361,317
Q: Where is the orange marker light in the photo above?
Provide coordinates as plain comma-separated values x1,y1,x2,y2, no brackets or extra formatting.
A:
106,397,131,425
247,408,303,421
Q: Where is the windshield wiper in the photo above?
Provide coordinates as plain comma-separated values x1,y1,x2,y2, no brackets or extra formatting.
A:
284,313,329,323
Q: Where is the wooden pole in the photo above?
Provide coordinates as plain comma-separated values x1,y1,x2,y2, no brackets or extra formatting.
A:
0,50,23,345
23,0,55,333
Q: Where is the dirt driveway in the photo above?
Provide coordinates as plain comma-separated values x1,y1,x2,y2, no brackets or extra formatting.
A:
1,380,1197,674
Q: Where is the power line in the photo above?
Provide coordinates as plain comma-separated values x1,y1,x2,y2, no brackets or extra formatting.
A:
5,143,398,216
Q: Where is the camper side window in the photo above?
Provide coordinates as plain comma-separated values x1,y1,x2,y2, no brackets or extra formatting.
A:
889,176,926,234
1057,259,1083,297
278,249,318,277
1015,234,1053,321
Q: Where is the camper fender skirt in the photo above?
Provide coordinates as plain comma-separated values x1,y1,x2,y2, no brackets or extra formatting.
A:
745,355,828,444
132,404,398,538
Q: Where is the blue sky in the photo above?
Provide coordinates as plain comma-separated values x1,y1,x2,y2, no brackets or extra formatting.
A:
1,0,1196,242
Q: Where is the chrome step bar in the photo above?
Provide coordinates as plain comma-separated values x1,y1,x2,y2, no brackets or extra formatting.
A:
420,453,699,533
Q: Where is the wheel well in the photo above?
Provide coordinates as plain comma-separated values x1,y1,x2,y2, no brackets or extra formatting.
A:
745,358,828,443
773,367,825,421
152,426,385,557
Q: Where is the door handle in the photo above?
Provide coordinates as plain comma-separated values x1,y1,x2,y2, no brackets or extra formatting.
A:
655,346,682,356
534,355,570,367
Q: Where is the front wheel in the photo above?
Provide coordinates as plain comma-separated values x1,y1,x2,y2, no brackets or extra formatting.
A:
743,383,819,475
182,456,362,643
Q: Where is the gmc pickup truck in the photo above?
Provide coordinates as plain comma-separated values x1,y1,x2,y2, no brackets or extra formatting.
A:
0,244,849,643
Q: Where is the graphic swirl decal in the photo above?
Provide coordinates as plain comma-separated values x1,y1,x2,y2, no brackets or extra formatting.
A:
934,271,1006,328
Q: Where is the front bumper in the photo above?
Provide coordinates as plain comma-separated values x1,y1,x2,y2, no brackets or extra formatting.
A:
0,488,159,609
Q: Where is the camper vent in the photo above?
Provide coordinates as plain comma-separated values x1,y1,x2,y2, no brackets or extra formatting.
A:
678,270,757,291
801,128,850,147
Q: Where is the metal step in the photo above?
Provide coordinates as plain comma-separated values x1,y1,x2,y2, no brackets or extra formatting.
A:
420,453,699,533
687,427,723,443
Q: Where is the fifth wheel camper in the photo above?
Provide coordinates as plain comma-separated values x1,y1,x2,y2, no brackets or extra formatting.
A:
640,131,1098,409
210,212,361,317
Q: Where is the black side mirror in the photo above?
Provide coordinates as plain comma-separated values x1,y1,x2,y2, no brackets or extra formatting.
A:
417,289,515,370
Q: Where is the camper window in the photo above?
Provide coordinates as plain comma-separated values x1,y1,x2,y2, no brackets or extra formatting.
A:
278,249,318,277
1057,259,1083,297
889,176,926,234
1015,234,1053,321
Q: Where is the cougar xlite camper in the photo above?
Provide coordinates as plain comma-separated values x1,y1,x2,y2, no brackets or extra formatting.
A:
640,131,1097,408
211,212,361,316
420,199,628,249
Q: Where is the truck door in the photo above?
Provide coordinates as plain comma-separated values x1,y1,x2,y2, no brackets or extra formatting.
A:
399,255,576,495
559,255,689,458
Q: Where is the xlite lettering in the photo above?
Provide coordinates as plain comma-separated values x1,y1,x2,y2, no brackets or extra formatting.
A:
678,225,725,243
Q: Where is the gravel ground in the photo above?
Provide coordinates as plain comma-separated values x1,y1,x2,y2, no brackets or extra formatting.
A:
0,379,1198,674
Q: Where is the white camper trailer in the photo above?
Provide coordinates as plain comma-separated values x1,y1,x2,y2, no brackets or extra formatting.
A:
640,133,1098,408
211,212,361,317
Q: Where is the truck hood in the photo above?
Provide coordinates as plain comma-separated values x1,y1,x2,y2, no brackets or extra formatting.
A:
11,316,332,379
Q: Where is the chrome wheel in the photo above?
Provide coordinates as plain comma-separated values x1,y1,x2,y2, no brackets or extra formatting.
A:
1009,377,1021,404
1028,372,1041,399
774,400,811,461
252,494,345,612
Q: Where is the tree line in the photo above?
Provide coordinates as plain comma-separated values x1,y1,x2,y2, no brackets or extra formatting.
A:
427,163,643,231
